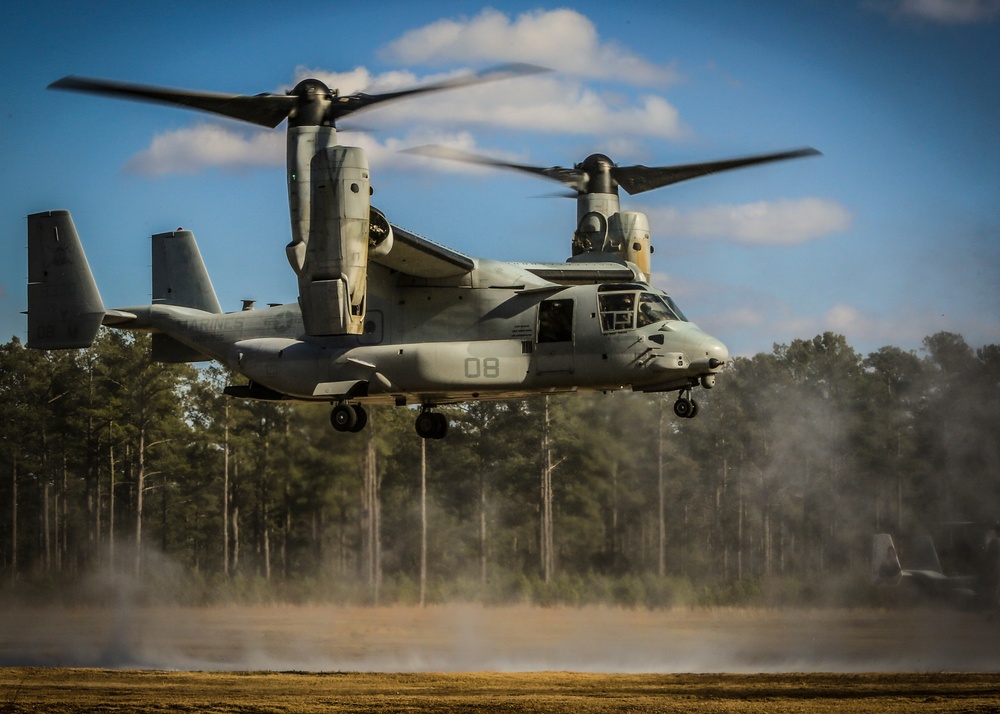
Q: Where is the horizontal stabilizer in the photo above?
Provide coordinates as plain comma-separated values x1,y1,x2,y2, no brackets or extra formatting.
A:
27,210,105,349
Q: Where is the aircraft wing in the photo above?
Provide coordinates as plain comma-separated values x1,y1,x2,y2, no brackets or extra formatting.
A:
515,261,642,285
375,224,475,278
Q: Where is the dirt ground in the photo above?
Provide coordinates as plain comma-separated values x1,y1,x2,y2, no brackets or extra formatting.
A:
1,604,998,672
1,606,999,711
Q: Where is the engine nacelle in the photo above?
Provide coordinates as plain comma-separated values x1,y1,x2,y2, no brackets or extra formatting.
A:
611,211,651,281
295,144,372,336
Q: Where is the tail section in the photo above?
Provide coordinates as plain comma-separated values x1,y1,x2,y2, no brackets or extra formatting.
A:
910,534,944,574
151,229,221,363
27,210,105,349
873,534,903,585
152,229,222,313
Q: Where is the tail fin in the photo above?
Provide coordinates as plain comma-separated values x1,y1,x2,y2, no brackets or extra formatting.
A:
152,230,222,313
910,534,944,574
27,210,105,349
873,534,903,585
151,229,221,363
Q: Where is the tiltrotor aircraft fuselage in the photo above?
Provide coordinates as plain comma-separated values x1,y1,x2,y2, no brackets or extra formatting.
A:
27,67,816,438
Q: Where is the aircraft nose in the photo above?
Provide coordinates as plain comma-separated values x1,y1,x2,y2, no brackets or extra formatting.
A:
703,336,729,370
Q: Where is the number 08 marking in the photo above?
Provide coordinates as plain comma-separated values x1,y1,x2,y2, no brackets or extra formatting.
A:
465,357,500,378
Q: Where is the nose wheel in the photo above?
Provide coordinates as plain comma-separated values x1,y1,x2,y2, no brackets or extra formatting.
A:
673,390,699,419
415,409,448,440
331,403,368,432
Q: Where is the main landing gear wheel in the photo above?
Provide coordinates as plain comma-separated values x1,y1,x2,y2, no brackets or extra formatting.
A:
331,403,367,433
415,410,448,440
673,396,699,419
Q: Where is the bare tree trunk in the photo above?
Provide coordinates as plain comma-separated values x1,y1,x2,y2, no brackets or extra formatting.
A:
479,466,487,586
540,397,555,583
108,423,115,569
419,437,427,608
260,437,271,582
232,505,240,573
60,455,67,573
95,446,102,566
10,453,16,586
362,412,381,602
764,504,772,576
737,468,744,581
657,400,666,577
43,480,51,573
135,427,145,576
223,402,230,577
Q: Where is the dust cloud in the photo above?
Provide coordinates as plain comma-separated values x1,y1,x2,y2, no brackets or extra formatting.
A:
2,574,999,672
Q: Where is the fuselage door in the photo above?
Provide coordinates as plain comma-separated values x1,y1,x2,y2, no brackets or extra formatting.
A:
535,298,575,374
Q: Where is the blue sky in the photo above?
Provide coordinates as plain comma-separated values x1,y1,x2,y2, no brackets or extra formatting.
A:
2,0,998,357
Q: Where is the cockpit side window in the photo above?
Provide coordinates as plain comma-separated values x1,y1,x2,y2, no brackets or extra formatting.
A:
637,292,680,327
599,290,688,332
598,292,637,332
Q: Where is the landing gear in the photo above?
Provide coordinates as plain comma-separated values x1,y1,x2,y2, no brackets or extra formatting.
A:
415,409,448,440
673,390,699,419
330,403,368,433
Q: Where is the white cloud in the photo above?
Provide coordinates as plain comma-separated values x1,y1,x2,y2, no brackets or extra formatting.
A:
124,119,505,177
380,8,681,86
124,124,284,176
870,0,1000,23
648,198,851,245
123,9,692,175
125,71,687,175
329,73,686,139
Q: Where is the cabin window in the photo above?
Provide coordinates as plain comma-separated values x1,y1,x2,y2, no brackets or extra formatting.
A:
537,299,574,343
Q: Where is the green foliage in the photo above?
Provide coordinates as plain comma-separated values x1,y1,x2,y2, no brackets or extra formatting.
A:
0,330,998,610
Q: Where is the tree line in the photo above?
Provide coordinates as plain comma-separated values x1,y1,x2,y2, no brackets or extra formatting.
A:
0,330,997,607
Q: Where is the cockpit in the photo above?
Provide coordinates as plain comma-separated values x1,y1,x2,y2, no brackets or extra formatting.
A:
597,284,687,333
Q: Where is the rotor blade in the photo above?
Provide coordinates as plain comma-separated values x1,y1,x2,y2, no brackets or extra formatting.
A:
49,76,297,128
404,144,588,192
332,63,549,121
613,147,822,195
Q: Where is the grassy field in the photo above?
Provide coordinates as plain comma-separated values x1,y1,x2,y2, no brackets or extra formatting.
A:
2,669,999,712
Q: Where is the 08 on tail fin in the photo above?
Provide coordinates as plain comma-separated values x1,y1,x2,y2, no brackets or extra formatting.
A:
27,210,105,349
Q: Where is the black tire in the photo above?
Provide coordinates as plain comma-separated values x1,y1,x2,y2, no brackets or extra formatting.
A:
350,404,368,432
331,404,357,432
415,411,438,439
687,399,699,419
673,398,692,419
432,412,449,439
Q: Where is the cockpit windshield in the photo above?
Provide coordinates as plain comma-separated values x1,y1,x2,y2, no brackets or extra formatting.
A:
598,289,687,332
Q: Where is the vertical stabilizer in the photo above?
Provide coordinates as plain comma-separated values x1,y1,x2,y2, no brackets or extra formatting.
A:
27,210,105,349
910,534,944,574
873,534,903,585
152,230,222,313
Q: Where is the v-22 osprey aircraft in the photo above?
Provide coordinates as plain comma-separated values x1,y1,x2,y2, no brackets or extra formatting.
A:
28,66,818,438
